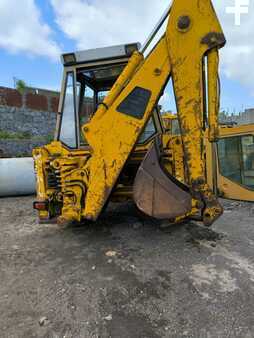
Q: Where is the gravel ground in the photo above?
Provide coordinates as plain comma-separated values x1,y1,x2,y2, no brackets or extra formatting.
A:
0,196,254,338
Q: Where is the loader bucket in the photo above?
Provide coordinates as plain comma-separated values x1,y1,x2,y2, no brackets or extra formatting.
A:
133,141,192,219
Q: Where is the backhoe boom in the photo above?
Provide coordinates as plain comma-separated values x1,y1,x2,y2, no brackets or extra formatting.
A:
80,0,225,224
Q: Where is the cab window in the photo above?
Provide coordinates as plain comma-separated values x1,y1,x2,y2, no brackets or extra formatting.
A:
59,72,77,148
98,91,109,103
77,84,109,145
217,135,254,190
138,117,156,144
172,119,180,135
78,84,95,145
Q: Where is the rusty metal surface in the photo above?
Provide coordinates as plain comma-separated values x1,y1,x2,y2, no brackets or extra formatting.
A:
133,141,192,219
201,32,226,49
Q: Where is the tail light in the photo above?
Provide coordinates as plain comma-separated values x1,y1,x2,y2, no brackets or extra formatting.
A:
33,201,48,211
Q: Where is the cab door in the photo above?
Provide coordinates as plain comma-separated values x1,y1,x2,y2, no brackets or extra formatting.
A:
214,124,254,202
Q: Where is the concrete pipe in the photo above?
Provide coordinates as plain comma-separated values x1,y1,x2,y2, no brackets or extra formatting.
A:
0,158,36,197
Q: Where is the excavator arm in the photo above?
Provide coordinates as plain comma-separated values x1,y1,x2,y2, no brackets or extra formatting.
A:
75,0,226,225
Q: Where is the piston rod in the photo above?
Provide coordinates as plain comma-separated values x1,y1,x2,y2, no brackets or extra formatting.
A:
141,2,172,54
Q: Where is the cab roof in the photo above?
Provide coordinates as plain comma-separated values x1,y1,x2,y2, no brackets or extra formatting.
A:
61,42,141,66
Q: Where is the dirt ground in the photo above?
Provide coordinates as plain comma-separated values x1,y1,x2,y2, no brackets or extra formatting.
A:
0,196,254,338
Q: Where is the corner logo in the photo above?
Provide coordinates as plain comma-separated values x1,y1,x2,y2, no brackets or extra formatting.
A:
226,0,249,26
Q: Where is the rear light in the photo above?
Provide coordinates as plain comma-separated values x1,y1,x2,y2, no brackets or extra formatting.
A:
62,53,76,65
125,43,140,56
33,201,48,211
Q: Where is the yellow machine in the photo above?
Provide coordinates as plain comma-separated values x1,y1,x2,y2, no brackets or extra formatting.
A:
33,0,253,227
162,114,254,202
208,124,254,201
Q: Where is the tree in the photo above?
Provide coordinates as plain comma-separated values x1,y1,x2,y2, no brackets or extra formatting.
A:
16,79,27,95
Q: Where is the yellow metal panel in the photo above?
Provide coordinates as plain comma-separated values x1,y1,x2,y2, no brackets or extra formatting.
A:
207,49,220,142
83,38,171,220
219,124,254,137
166,0,225,188
218,176,254,202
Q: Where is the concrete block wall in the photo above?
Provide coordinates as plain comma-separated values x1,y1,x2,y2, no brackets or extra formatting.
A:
0,86,60,111
0,86,59,157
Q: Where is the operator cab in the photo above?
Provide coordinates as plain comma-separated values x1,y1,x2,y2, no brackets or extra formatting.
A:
57,43,161,149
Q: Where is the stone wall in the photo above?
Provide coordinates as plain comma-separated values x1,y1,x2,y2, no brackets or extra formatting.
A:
0,86,59,157
0,106,57,137
0,140,48,158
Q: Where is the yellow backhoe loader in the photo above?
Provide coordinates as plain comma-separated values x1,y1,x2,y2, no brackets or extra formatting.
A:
33,0,254,227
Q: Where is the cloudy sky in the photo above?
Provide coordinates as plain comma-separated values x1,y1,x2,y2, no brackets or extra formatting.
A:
0,0,253,113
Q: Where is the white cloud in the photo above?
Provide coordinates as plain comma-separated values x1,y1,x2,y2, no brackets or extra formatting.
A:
0,0,61,60
50,0,254,94
50,0,167,49
213,0,254,93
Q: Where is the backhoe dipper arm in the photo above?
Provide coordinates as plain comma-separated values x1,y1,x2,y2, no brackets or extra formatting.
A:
166,0,225,224
79,0,225,224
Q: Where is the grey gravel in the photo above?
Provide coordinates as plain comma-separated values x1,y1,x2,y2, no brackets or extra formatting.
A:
0,196,254,338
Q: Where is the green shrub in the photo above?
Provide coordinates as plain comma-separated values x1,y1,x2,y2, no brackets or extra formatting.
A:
0,129,32,140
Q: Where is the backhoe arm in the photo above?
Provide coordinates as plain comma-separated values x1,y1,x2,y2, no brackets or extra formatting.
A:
74,0,226,224
166,0,225,224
